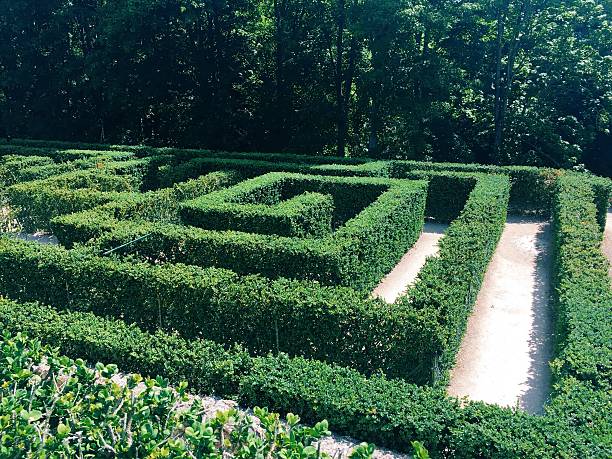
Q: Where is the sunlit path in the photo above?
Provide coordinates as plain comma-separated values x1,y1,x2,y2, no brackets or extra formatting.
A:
448,217,553,414
372,222,448,303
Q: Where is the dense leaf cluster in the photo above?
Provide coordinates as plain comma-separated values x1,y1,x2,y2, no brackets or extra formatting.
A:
1,1,610,175
0,332,364,458
0,159,504,383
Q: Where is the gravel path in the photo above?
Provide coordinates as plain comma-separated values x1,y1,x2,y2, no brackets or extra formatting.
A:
447,217,553,414
372,222,448,303
603,209,612,280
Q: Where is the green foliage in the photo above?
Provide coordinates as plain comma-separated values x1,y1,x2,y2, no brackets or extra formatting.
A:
157,157,306,188
181,173,338,237
390,161,558,217
0,144,610,457
0,155,54,185
0,173,503,384
0,236,427,379
551,175,612,389
0,295,606,457
59,173,427,291
5,159,155,231
3,1,610,170
398,174,510,383
0,332,348,458
51,170,241,244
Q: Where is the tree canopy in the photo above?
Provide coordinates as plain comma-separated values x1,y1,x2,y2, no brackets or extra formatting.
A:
0,0,610,174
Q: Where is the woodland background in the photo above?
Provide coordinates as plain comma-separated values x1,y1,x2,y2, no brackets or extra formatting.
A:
1,0,610,175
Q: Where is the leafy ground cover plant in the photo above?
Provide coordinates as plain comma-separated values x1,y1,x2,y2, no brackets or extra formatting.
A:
0,332,377,458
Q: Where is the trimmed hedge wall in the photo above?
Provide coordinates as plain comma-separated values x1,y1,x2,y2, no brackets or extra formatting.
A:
0,298,606,457
398,174,510,381
588,175,612,231
7,138,609,221
0,143,135,162
8,171,138,232
157,157,306,188
58,175,427,290
0,141,609,455
551,175,612,389
0,155,54,186
0,175,506,384
0,236,426,379
389,160,558,215
8,153,136,185
51,170,242,244
181,173,338,237
6,159,154,231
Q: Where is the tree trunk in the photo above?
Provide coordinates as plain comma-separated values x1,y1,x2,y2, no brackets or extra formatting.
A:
339,36,357,156
492,3,507,164
335,0,346,157
273,0,288,148
99,118,105,143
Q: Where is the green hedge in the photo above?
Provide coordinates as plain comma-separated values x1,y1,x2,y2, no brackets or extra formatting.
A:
391,171,477,223
588,175,612,231
388,160,557,215
181,173,338,237
551,175,612,389
0,175,503,384
0,298,605,457
7,171,138,232
156,157,308,188
6,160,153,231
0,143,135,162
305,164,479,223
8,138,591,218
0,237,428,379
0,155,54,186
86,176,427,290
51,170,242,244
9,153,135,184
397,174,510,382
7,138,370,166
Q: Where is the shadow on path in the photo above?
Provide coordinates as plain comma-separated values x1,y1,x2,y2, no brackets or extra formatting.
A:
602,209,612,281
448,216,553,415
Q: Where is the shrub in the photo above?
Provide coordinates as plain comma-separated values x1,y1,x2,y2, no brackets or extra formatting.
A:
397,174,510,382
156,157,306,188
51,170,241,244
11,153,136,184
0,332,345,458
550,174,612,389
6,160,152,231
0,143,135,162
0,237,427,378
389,161,557,216
0,298,600,457
60,174,428,290
0,175,504,384
0,155,54,186
181,173,337,237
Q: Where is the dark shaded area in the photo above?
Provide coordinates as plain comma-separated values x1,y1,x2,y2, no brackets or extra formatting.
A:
0,1,610,171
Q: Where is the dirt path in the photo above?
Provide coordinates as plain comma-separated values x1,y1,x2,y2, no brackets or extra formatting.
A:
372,222,448,303
447,217,553,414
603,209,612,280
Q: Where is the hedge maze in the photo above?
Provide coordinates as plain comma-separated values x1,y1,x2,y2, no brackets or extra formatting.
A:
0,139,610,457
